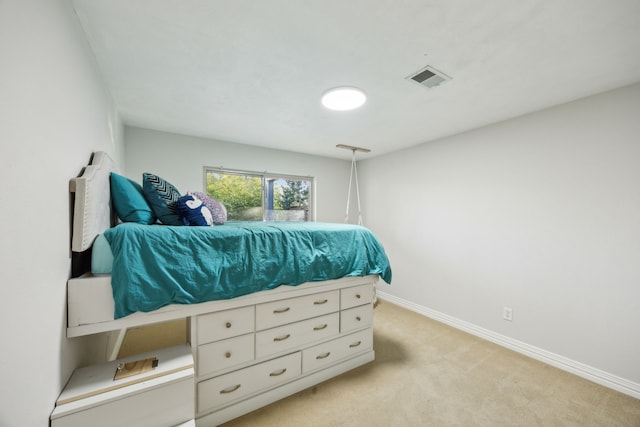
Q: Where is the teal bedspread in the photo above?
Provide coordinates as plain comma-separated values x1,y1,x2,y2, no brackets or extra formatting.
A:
103,222,392,318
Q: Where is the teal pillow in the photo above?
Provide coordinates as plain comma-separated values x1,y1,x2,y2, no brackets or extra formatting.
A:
110,173,156,224
91,234,113,274
142,172,183,226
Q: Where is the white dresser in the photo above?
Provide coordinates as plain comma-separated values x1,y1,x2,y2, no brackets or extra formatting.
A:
53,276,377,427
193,278,376,426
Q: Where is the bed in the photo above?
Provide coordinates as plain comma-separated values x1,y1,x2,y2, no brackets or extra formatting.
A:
68,152,391,337
67,151,392,425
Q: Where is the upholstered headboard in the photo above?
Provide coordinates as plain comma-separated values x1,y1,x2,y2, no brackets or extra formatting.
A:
70,151,119,276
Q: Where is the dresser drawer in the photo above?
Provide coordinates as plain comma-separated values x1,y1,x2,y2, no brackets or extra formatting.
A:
341,284,374,310
302,328,373,373
197,352,301,413
198,333,255,377
256,290,339,330
197,306,254,345
340,303,373,333
255,313,339,358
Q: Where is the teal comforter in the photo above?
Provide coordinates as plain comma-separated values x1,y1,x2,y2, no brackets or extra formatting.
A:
104,222,392,318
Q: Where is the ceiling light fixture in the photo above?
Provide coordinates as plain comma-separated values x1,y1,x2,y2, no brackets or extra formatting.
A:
321,87,366,111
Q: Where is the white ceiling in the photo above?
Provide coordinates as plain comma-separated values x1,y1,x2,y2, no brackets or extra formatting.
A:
72,0,640,160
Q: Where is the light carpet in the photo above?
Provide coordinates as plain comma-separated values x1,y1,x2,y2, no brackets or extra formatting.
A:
222,300,640,426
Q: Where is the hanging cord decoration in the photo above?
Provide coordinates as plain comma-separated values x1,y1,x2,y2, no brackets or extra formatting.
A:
345,149,363,225
337,144,370,225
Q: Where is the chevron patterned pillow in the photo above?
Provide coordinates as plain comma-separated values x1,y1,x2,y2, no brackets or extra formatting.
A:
142,172,183,225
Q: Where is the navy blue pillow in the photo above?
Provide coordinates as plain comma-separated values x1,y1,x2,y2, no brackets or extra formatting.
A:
176,194,213,226
189,192,227,225
110,173,156,224
142,173,183,226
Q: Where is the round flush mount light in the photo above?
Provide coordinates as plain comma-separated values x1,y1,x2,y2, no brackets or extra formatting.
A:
321,87,366,111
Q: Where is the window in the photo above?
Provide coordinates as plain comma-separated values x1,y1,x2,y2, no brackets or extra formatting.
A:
204,167,314,222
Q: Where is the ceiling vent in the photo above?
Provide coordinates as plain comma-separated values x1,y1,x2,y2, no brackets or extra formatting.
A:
406,65,451,89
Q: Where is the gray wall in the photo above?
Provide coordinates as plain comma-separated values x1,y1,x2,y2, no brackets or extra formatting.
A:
359,83,640,390
124,126,352,223
0,0,124,425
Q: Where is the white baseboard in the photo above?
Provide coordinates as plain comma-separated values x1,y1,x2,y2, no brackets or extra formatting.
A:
376,291,640,400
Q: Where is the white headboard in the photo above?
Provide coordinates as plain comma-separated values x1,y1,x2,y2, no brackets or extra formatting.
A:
70,151,119,253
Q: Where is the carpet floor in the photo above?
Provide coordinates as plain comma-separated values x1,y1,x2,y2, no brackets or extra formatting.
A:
221,300,640,427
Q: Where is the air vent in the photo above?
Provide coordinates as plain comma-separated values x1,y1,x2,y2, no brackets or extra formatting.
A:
406,65,451,89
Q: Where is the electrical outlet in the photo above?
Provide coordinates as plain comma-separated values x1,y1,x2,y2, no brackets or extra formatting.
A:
503,307,513,321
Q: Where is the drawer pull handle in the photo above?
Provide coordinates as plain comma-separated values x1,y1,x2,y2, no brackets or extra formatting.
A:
273,334,291,342
225,322,232,328
349,341,362,348
356,294,361,299
316,352,331,360
220,384,241,394
313,324,328,331
314,299,328,305
269,368,287,377
225,352,232,359
273,307,290,314
356,316,361,321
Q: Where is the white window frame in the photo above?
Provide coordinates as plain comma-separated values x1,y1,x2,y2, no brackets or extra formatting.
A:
203,166,315,222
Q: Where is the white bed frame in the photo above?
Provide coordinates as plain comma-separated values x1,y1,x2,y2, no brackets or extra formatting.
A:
68,152,378,424
67,272,376,338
